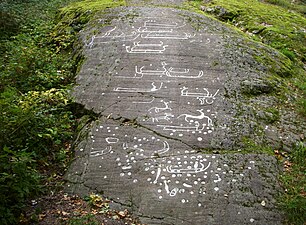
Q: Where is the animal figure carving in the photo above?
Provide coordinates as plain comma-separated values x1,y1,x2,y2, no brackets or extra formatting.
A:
177,109,213,126
148,101,172,113
152,113,174,123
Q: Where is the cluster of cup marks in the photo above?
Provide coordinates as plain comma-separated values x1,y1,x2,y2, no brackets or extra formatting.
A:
88,125,257,205
85,18,257,204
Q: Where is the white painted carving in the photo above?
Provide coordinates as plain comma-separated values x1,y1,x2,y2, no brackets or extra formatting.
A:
157,121,207,132
166,161,211,174
135,62,167,77
90,146,112,157
166,67,203,78
141,32,195,40
122,140,170,157
148,101,172,113
183,183,193,188
181,86,219,105
105,137,119,144
152,113,174,123
170,187,179,196
153,167,162,184
132,97,155,104
85,35,96,48
138,27,173,33
177,109,213,126
143,20,185,29
129,62,203,79
126,41,168,54
93,26,140,44
114,82,163,93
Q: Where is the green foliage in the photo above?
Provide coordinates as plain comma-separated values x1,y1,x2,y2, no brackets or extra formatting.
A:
280,48,296,61
0,87,74,157
0,147,40,225
0,86,75,223
0,0,125,223
1,32,74,92
280,143,306,225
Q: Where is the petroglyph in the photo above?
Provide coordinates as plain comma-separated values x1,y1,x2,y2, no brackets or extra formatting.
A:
90,146,112,157
69,7,284,224
116,62,204,79
148,100,172,113
157,122,209,132
122,140,170,158
166,66,203,78
143,19,186,29
88,124,226,201
113,82,163,93
151,113,175,123
166,161,211,174
177,109,213,126
105,137,119,144
132,97,155,104
181,86,220,105
125,41,169,53
86,18,196,50
141,32,195,40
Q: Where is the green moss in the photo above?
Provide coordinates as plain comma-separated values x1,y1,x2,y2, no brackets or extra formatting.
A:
199,136,274,155
62,0,125,12
52,0,126,52
191,0,306,62
253,52,294,78
262,107,280,124
262,0,306,15
241,137,274,155
187,0,306,116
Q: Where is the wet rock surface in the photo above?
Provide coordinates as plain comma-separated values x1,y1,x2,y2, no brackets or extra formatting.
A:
63,5,306,224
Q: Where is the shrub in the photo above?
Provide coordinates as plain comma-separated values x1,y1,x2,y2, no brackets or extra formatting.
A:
0,147,40,225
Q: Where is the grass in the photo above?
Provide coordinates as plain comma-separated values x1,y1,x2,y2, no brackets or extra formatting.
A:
279,143,306,225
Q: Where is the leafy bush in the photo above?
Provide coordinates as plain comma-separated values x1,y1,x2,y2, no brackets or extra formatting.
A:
0,87,73,155
0,147,40,225
1,26,74,93
0,0,78,223
0,0,125,223
0,86,75,223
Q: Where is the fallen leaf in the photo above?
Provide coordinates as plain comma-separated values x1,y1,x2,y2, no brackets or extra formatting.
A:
113,215,120,220
118,209,128,218
38,214,46,221
62,211,70,216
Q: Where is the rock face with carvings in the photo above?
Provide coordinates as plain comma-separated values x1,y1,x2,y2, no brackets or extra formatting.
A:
64,5,301,225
